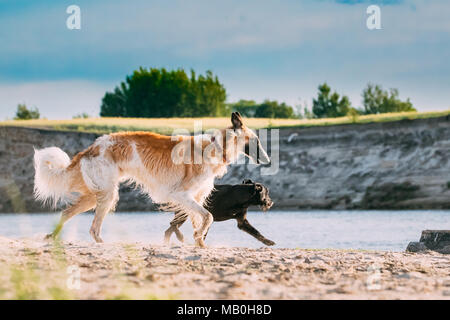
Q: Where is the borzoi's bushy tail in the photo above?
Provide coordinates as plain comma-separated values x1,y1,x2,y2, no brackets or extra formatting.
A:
33,147,72,208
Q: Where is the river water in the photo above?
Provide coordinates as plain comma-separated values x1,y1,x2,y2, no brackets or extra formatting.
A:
0,210,448,251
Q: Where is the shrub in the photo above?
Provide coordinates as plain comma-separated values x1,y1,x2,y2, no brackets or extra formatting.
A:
14,104,40,120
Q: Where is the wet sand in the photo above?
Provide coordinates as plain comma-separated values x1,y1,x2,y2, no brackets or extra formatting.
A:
0,237,449,299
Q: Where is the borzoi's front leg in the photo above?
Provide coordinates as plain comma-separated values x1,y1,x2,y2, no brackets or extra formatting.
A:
173,196,213,247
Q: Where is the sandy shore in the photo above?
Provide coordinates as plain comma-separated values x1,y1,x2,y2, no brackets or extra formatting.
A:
0,236,449,300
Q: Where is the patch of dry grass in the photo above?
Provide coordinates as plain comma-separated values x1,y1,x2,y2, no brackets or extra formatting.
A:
1,110,449,134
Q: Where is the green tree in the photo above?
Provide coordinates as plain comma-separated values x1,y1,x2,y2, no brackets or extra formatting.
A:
347,107,360,123
184,70,228,117
300,106,314,119
229,99,296,119
100,84,128,117
312,83,351,118
362,83,416,114
73,112,90,119
14,104,40,120
229,100,259,117
100,68,227,118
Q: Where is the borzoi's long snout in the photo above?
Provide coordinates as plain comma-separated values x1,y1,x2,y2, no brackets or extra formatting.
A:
256,141,270,165
244,137,270,165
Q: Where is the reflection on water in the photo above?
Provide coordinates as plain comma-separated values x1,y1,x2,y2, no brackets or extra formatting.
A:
0,210,448,251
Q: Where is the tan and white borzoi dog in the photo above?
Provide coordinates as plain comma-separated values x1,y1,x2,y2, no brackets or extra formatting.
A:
33,112,270,247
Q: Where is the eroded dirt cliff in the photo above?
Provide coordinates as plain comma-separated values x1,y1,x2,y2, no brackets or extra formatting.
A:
0,116,449,212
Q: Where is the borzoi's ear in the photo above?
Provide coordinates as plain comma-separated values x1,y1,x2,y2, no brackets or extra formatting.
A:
231,112,244,129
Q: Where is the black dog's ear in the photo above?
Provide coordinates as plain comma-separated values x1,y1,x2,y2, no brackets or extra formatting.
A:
254,184,263,192
242,179,254,185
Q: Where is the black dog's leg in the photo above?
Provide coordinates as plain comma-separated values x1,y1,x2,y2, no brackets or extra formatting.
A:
164,225,176,244
173,222,185,243
203,227,210,241
237,217,275,246
164,213,188,244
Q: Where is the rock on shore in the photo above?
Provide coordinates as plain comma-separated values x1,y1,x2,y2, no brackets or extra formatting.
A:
407,230,450,254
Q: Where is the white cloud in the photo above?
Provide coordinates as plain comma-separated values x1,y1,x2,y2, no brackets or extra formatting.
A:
3,0,449,57
0,0,449,117
85,0,450,55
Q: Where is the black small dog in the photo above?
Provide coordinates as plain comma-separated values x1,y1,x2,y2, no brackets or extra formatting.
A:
164,179,275,246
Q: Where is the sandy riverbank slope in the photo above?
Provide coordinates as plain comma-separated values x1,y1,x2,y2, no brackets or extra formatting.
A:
0,237,449,299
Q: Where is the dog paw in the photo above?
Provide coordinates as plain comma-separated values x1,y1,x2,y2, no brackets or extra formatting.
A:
195,238,206,248
90,229,104,243
263,239,275,246
44,233,54,240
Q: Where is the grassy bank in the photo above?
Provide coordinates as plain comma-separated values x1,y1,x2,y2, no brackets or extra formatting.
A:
1,110,449,134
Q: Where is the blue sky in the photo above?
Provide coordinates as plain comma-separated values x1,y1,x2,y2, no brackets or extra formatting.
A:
0,0,449,119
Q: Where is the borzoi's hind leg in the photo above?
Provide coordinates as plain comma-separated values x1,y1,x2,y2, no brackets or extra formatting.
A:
174,224,185,243
46,194,96,240
89,190,118,243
